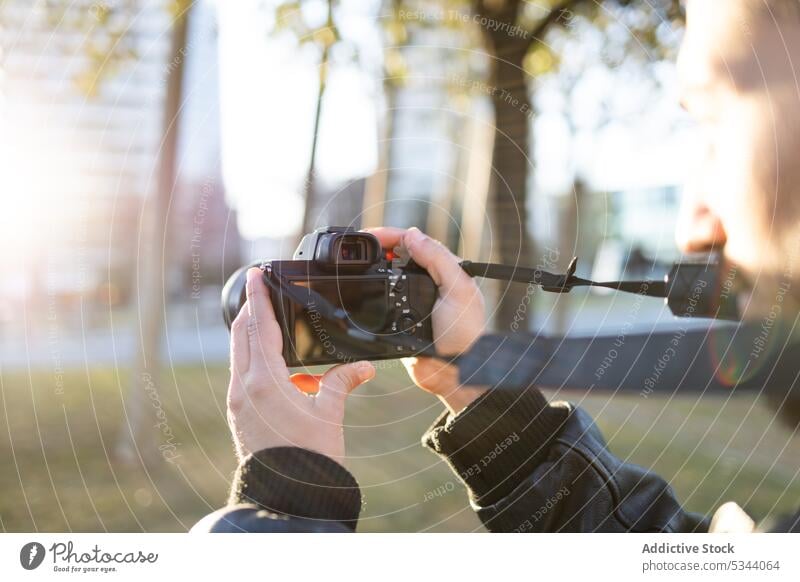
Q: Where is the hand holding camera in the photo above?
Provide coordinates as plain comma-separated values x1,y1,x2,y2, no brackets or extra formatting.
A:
222,225,490,417
225,225,489,463
366,226,487,414
227,268,375,464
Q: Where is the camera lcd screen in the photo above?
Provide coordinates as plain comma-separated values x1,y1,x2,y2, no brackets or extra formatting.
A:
290,278,388,363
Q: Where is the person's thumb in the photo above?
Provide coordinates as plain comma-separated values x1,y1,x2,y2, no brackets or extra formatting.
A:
403,227,475,301
318,361,375,405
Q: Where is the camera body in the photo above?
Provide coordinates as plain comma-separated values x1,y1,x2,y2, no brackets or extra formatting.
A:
222,227,437,367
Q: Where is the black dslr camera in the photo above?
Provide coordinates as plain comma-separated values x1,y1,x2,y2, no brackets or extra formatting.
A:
222,226,437,367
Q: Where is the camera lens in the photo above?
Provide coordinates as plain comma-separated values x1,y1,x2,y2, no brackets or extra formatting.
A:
220,263,251,329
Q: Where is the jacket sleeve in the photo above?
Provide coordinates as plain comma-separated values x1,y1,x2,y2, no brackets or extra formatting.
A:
422,385,710,532
192,447,361,533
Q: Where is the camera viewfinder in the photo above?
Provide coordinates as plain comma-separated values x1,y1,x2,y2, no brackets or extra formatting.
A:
340,240,365,262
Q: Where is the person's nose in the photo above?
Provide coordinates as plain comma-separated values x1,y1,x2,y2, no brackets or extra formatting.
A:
675,197,728,254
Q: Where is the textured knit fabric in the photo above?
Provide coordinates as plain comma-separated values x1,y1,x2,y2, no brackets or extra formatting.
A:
229,447,361,531
423,385,569,506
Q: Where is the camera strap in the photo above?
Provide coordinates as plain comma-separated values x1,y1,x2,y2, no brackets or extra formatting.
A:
460,252,741,320
459,258,668,297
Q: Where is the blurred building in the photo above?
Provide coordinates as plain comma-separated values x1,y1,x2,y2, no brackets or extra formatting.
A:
383,8,467,232
364,1,493,254
589,184,681,283
612,185,681,259
170,177,242,299
168,0,242,303
0,0,240,329
308,177,366,230
0,1,169,324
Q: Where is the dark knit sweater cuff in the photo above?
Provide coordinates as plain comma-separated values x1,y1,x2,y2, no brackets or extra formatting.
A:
229,447,361,531
423,386,569,506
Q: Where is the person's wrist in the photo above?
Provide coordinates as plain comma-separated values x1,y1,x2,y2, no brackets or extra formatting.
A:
405,358,487,414
229,447,362,529
427,361,486,414
438,385,487,415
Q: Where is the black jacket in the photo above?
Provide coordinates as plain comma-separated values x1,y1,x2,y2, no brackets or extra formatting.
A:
193,385,797,533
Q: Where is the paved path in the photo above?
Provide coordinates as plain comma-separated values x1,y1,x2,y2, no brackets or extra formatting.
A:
0,323,231,370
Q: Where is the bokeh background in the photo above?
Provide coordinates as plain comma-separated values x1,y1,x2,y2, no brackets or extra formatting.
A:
1,0,800,532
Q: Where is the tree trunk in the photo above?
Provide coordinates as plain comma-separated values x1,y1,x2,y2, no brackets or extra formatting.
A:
300,0,333,237
362,83,396,228
458,101,495,261
116,6,191,464
300,58,327,235
483,30,534,331
426,106,461,243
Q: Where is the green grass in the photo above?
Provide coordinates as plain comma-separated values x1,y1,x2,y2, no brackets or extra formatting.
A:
2,362,799,532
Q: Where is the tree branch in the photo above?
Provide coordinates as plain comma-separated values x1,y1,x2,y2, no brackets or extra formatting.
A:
529,0,586,43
